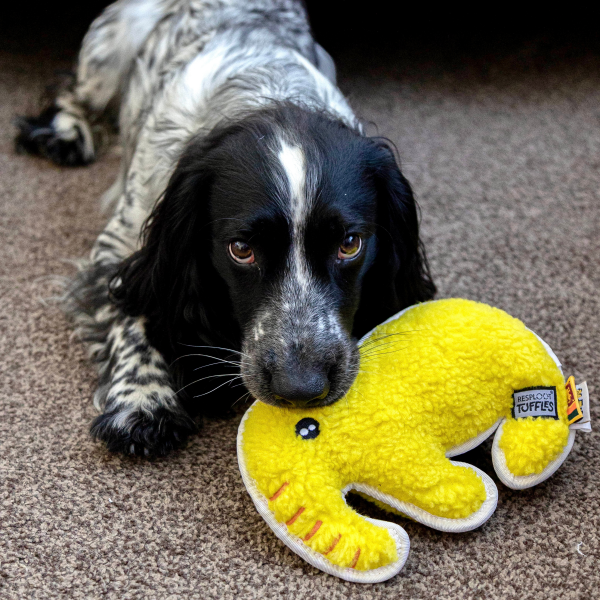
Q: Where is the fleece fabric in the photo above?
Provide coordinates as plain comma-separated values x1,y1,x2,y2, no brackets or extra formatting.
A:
238,299,571,576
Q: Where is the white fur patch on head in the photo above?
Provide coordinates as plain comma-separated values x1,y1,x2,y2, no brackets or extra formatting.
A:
277,139,312,292
278,141,306,220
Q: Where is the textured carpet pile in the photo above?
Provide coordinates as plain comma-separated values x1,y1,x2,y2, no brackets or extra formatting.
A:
1,26,598,600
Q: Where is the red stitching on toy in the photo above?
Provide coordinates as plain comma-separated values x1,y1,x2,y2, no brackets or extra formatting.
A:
324,534,341,555
269,482,289,502
304,520,322,541
286,507,305,526
350,548,361,569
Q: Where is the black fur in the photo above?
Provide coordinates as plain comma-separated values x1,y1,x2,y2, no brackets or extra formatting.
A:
352,140,436,335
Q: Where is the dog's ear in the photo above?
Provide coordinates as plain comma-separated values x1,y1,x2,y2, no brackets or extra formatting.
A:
110,135,238,359
352,139,436,337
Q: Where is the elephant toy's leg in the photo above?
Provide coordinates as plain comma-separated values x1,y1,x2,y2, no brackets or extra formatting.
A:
492,418,574,489
265,479,403,571
363,450,490,521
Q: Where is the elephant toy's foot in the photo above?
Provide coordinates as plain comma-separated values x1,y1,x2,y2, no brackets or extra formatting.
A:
493,418,575,489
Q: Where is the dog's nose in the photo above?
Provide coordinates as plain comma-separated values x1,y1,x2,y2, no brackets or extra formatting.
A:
270,369,330,407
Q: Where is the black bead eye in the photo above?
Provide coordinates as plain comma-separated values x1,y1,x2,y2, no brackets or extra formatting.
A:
295,418,320,440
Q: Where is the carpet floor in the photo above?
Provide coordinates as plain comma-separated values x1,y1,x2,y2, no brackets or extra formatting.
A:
1,22,599,600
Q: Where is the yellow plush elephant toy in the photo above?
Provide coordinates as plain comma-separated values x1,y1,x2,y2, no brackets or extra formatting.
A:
237,299,579,583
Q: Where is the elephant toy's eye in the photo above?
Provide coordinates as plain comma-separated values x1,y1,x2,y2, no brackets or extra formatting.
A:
295,418,320,440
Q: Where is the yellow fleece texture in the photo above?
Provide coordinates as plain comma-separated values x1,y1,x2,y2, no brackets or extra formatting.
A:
240,299,569,571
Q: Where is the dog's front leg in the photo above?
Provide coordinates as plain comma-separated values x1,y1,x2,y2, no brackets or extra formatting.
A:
67,259,195,458
90,310,196,457
66,197,195,456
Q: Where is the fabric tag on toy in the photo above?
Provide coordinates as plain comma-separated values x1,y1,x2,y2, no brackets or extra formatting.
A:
512,386,558,419
568,378,592,432
566,376,582,425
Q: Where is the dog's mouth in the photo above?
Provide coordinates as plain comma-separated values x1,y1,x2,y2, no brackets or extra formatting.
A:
269,394,337,409
240,341,360,409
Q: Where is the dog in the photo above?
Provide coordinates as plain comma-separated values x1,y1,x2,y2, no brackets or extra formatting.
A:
15,0,435,457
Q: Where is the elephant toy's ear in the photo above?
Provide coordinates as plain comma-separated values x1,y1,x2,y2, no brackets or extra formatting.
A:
237,403,410,583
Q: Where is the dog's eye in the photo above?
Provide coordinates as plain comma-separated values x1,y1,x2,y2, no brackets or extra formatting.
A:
338,235,362,260
229,241,255,264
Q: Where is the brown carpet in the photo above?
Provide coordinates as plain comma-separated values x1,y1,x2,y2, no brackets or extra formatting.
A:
1,29,599,600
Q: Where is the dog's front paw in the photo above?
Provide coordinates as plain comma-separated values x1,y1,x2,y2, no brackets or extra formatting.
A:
91,406,197,458
14,106,95,166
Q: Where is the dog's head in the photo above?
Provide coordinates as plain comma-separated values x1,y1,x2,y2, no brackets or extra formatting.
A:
113,105,435,409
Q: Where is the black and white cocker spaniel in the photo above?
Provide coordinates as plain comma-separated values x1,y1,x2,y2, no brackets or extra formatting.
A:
16,0,435,457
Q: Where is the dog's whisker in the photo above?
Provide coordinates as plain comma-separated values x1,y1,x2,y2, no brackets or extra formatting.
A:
174,373,241,396
356,369,395,379
360,341,402,354
359,344,403,358
359,348,408,361
361,337,412,349
359,329,423,350
363,344,409,354
170,353,241,367
346,365,393,379
360,335,411,348
359,332,414,347
177,343,250,358
368,336,408,343
361,348,406,363
232,391,252,407
193,377,243,398
192,361,241,372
